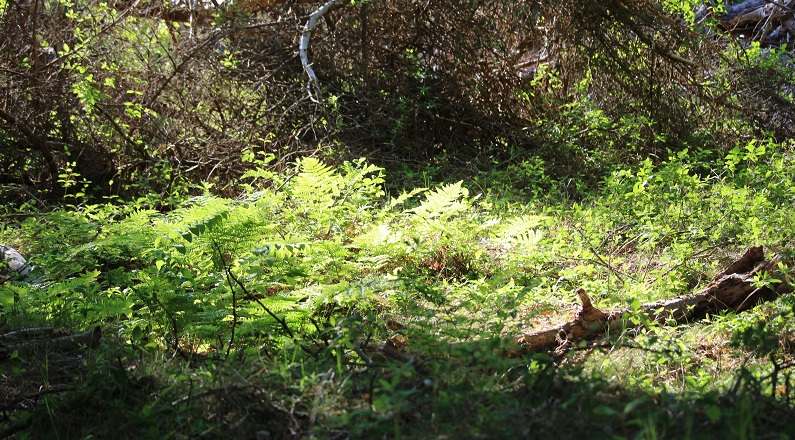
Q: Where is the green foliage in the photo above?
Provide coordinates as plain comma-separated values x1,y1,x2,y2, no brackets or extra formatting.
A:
3,145,795,438
7,0,795,435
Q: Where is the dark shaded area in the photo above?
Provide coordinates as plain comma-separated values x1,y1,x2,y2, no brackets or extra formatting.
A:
4,328,795,439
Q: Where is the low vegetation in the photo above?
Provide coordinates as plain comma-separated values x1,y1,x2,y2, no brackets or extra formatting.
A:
2,142,795,438
4,0,795,438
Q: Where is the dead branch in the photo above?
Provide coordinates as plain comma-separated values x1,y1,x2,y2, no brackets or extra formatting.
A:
0,327,56,340
516,246,791,354
299,0,343,102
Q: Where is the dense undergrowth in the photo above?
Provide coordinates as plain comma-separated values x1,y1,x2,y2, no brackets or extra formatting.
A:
1,139,795,438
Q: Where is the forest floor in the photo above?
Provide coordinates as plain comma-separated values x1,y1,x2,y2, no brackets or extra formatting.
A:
2,148,795,439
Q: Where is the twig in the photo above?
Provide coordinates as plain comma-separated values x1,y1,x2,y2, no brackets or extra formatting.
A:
223,258,294,339
145,28,225,106
42,0,142,69
212,241,238,358
571,223,626,284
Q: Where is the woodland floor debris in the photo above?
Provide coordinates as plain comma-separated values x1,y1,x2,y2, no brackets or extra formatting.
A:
516,247,792,354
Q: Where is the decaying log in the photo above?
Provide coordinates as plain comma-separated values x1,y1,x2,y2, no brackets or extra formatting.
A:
723,0,775,29
0,327,58,341
517,246,791,353
0,244,31,280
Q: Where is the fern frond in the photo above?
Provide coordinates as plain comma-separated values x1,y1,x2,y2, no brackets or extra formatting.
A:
409,181,469,219
387,187,427,210
500,215,547,250
290,157,342,207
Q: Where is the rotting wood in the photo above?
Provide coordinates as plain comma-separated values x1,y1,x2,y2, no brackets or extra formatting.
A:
0,327,58,341
694,0,795,46
516,246,791,354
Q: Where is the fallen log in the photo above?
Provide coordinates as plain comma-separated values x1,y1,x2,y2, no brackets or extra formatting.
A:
0,327,58,341
722,0,774,29
516,246,791,354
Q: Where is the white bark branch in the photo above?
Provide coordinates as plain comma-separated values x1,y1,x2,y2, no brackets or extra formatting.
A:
299,0,342,102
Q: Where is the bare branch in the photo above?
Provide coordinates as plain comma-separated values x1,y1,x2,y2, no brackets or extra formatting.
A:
299,0,343,102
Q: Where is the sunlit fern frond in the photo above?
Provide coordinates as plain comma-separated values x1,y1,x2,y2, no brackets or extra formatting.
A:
409,181,469,220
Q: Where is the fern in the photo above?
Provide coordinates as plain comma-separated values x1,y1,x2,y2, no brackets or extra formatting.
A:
254,242,308,259
501,215,546,242
166,196,233,241
291,157,341,207
387,187,427,210
409,181,469,220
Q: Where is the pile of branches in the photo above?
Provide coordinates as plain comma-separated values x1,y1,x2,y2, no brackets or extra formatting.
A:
706,0,795,45
2,0,795,199
0,0,316,197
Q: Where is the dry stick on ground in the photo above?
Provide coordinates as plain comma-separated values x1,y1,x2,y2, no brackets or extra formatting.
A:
516,246,791,354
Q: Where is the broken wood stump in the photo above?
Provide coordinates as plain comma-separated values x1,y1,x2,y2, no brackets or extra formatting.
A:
516,246,791,354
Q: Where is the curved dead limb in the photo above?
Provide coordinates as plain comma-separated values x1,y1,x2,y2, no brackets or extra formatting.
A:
517,246,792,354
299,0,343,102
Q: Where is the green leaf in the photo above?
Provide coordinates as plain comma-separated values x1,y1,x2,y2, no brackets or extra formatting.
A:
593,405,619,417
705,404,721,423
